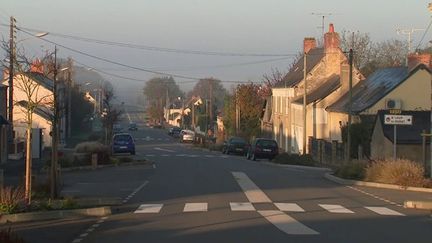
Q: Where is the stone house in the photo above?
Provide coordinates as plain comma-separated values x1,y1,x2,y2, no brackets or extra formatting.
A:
268,24,363,154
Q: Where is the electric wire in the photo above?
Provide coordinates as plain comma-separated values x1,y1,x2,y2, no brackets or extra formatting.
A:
415,17,432,51
11,24,295,57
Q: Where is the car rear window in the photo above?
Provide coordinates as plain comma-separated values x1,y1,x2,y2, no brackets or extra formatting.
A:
257,139,277,147
114,134,132,142
231,138,246,144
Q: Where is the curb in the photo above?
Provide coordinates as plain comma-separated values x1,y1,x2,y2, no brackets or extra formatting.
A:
246,159,332,172
324,173,432,193
73,197,122,207
0,206,111,224
404,200,432,210
60,161,152,172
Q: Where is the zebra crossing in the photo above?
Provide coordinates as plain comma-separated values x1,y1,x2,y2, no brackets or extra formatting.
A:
134,202,405,216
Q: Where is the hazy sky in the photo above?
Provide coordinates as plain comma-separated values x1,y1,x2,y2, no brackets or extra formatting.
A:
1,0,431,102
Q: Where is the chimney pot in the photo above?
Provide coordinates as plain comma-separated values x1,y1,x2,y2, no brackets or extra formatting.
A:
407,53,432,71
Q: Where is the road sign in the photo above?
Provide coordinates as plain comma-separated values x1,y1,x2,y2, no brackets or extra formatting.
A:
384,115,413,125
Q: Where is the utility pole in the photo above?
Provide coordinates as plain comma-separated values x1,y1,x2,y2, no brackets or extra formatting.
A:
347,48,354,163
50,45,58,199
209,79,213,131
8,16,16,125
428,2,432,178
66,58,73,139
302,52,307,155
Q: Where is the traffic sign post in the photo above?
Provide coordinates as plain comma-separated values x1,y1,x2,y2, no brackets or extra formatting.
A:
384,114,413,160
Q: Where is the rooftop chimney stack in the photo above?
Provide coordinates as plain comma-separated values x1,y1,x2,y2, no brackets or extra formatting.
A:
303,37,316,54
324,23,340,50
407,53,432,71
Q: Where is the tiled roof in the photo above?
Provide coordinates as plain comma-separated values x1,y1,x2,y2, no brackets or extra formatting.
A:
292,75,340,105
16,101,52,121
377,110,430,144
326,65,428,113
25,72,54,90
274,48,325,88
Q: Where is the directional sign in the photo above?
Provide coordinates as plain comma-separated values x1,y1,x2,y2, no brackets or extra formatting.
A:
384,114,413,125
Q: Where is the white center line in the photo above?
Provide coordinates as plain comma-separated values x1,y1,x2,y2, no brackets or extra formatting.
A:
258,210,319,235
154,147,175,152
231,172,272,203
231,171,319,235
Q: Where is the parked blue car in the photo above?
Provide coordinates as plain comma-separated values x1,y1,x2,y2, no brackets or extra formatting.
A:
112,133,135,155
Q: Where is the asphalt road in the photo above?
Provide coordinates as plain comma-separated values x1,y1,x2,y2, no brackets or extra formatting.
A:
4,110,432,243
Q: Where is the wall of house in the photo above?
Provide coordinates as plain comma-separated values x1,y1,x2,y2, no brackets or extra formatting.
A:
363,69,431,114
13,107,52,148
272,88,293,152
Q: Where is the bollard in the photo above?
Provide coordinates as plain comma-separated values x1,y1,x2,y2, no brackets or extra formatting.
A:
91,153,98,170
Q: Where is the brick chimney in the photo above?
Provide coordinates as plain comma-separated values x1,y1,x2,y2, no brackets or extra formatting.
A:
30,58,44,74
407,53,432,71
303,37,316,54
324,23,340,50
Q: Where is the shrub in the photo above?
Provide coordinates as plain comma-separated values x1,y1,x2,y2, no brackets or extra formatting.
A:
61,198,78,209
75,141,110,164
334,162,366,180
365,159,426,187
0,227,25,243
0,187,25,214
273,153,315,166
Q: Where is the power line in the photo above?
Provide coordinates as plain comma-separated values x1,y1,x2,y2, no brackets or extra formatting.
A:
415,18,432,51
18,28,282,84
11,24,296,57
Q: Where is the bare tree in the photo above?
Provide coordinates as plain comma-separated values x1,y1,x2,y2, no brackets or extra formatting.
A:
1,43,53,204
101,86,122,144
260,68,288,97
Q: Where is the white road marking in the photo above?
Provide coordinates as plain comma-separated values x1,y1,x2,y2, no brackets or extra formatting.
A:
274,203,305,212
319,204,354,214
152,164,156,169
231,172,272,203
80,233,88,237
154,147,175,152
134,204,163,213
161,154,169,157
365,207,405,216
72,239,82,243
145,154,155,157
230,202,256,211
183,203,208,212
258,210,319,235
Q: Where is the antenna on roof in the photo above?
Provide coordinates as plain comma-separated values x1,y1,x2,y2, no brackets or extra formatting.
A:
311,12,338,43
396,28,425,54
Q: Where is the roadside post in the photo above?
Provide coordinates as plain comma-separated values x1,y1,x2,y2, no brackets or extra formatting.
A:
384,111,413,160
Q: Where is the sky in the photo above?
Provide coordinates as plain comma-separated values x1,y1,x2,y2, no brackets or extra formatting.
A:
1,0,432,103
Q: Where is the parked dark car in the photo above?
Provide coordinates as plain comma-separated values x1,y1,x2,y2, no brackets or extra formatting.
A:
222,137,248,155
128,122,138,131
168,127,182,136
111,133,135,155
246,138,278,161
